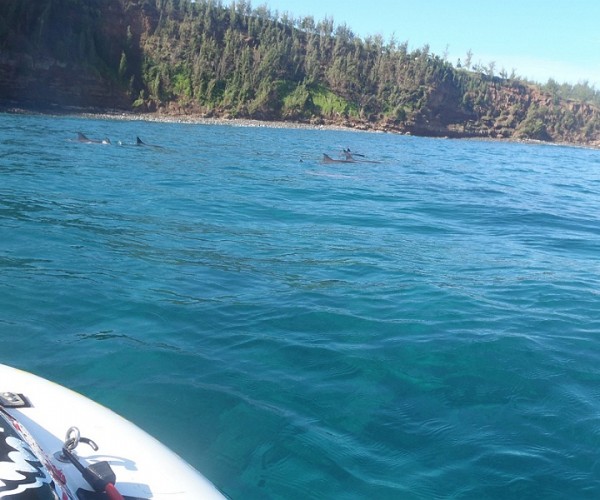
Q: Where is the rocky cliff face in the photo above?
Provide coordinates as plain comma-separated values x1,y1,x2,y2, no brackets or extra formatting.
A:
389,78,600,146
0,54,129,110
0,0,130,110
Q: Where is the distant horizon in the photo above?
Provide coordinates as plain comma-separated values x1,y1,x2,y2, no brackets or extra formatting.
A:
261,0,600,87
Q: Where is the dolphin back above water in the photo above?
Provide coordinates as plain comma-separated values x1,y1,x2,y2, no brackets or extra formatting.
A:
77,132,110,144
322,153,356,164
74,133,163,148
321,152,381,164
136,136,163,149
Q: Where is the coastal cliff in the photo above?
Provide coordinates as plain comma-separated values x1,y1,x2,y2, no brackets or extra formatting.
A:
1,0,599,146
0,0,131,109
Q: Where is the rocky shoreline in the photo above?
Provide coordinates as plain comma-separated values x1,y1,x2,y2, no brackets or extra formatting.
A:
3,104,598,150
2,103,361,132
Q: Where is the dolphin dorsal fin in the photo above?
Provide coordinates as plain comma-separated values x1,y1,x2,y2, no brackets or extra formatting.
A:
136,136,144,145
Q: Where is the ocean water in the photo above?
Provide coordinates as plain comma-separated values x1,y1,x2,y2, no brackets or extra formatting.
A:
1,112,600,499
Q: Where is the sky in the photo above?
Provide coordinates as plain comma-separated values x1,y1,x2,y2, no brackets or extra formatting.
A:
260,0,600,87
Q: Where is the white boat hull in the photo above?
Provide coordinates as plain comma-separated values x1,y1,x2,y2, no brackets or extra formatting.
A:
0,364,225,499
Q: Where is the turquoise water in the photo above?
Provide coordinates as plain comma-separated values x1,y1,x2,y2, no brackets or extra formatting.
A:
1,113,600,499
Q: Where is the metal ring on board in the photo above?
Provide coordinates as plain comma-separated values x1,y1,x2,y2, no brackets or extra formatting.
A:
64,426,80,451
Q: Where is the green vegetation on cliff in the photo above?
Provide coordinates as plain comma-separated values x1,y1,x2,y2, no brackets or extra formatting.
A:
1,0,600,145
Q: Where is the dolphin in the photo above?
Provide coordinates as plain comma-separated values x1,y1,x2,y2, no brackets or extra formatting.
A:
342,148,365,160
322,153,356,164
322,152,382,164
77,132,110,144
136,136,163,149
